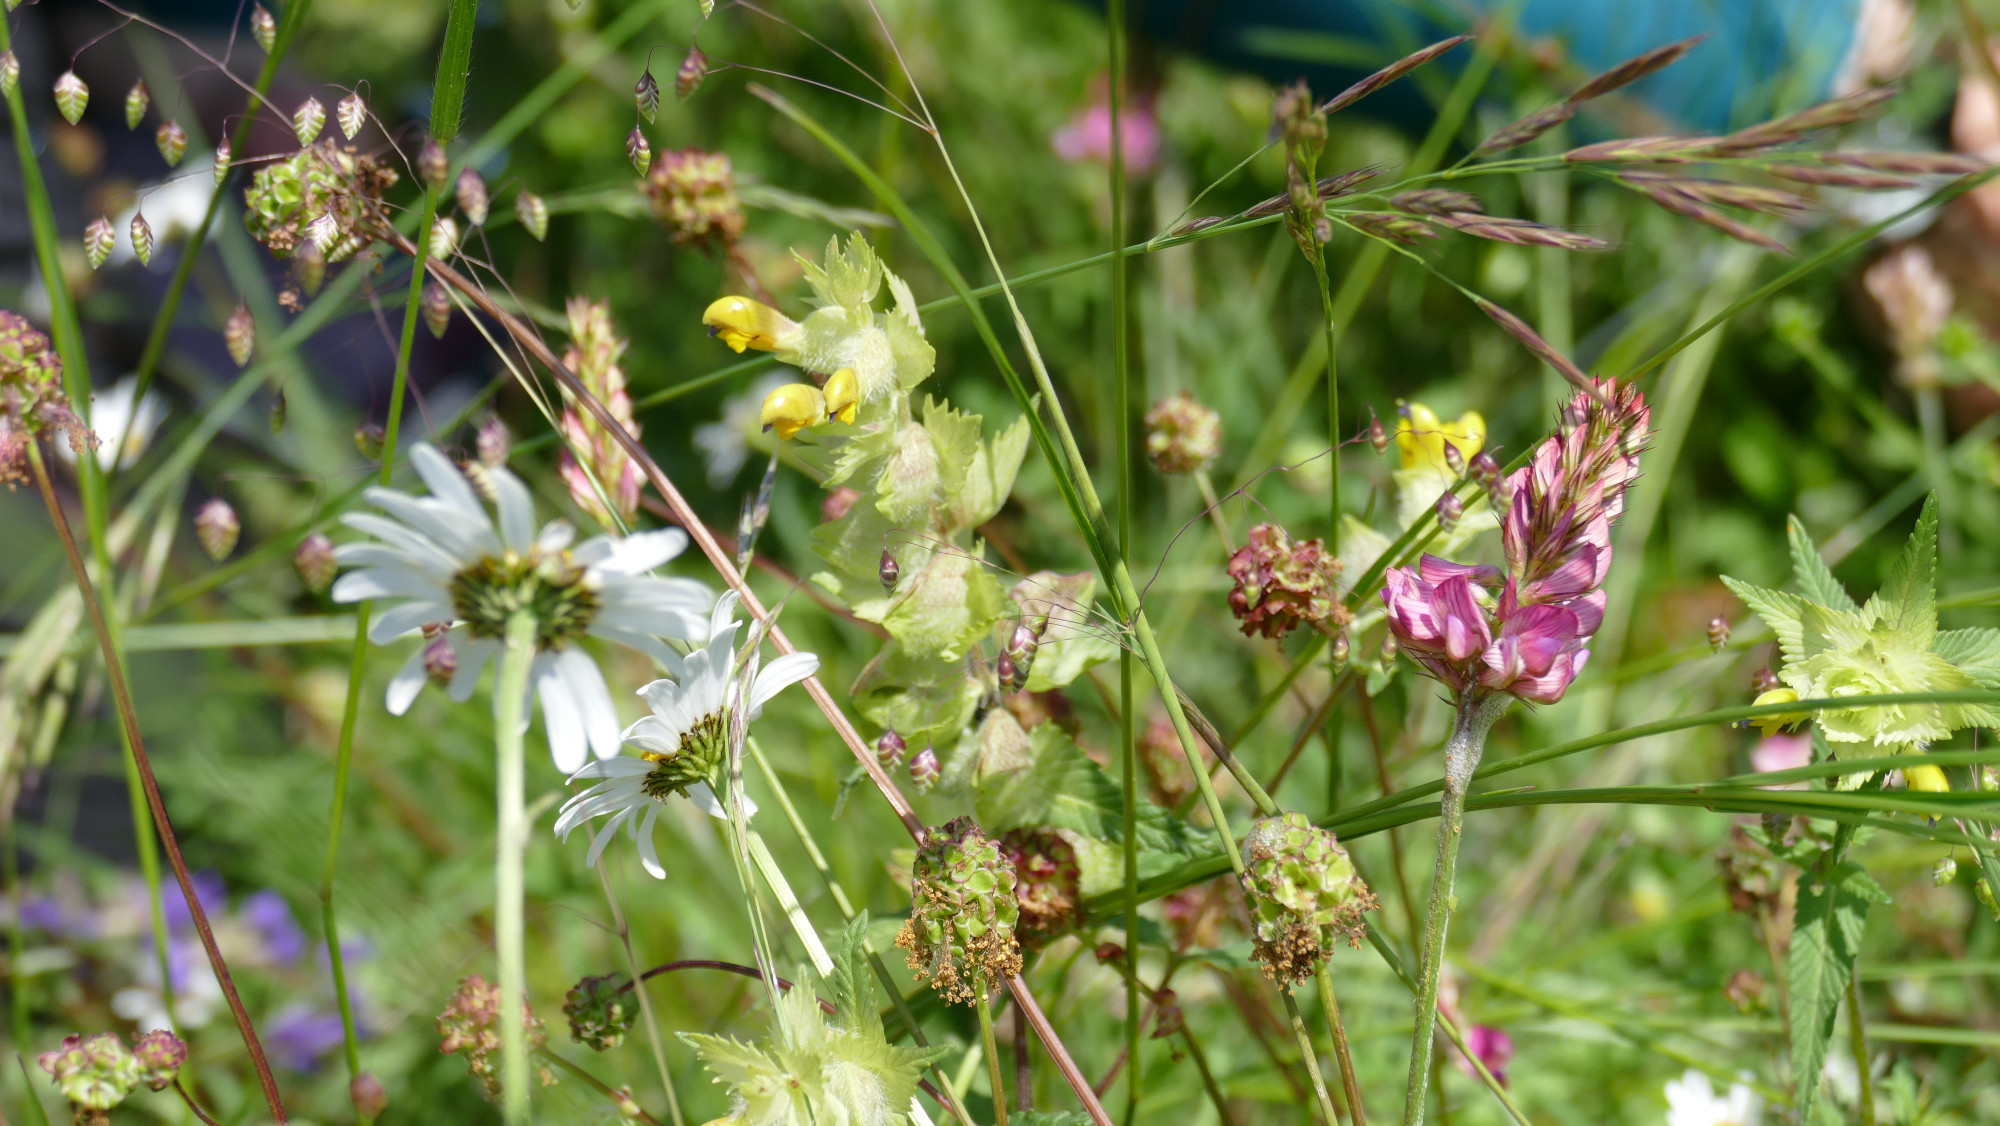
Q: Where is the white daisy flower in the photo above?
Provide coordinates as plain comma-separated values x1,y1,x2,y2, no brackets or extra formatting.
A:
1664,1069,1761,1126
554,591,819,876
331,442,713,772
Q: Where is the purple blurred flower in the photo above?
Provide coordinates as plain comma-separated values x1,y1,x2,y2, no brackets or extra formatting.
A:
1459,1025,1515,1086
267,1004,351,1072
19,896,66,934
240,890,308,966
1052,91,1160,176
1383,379,1648,707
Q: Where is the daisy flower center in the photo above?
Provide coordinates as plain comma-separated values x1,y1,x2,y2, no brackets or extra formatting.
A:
449,550,601,648
639,711,729,801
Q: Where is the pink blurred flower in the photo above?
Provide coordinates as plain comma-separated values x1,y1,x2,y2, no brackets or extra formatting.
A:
1457,1025,1515,1087
1751,733,1812,789
1052,92,1159,176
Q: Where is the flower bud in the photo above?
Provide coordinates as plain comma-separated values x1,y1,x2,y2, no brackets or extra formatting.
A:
895,816,1022,1003
337,92,366,140
156,120,187,166
1707,617,1730,652
875,729,906,768
1380,631,1399,661
456,167,489,226
626,127,652,175
613,1086,644,1118
677,46,708,100
195,498,240,561
1094,941,1125,964
1751,667,1781,694
422,282,451,338
477,416,510,468
908,745,940,792
270,388,288,434
419,139,449,191
295,532,337,593
297,239,326,295
355,421,385,460
226,303,255,367
879,548,900,592
563,973,638,1052
1935,856,1959,886
634,70,659,124
292,96,325,145
1435,490,1463,531
251,3,277,52
84,216,115,270
350,1072,388,1119
54,71,88,126
515,190,548,242
125,78,149,130
423,634,457,683
212,139,231,184
130,212,154,266
1151,991,1185,1038
0,52,19,99
132,1029,185,1091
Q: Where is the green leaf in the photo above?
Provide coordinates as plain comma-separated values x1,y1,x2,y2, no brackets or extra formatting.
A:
427,0,479,144
1931,628,2000,687
1868,493,1938,641
1722,576,1807,666
832,914,880,1039
1787,870,1872,1121
796,232,885,311
1787,515,1857,613
973,718,1192,855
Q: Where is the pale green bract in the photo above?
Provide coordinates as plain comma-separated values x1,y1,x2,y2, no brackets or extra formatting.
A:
1723,495,2000,760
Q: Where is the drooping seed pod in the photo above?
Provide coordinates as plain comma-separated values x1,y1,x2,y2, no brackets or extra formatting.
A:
1751,666,1781,694
292,96,325,145
337,92,365,140
213,139,232,184
676,46,708,99
419,139,449,191
1707,617,1730,652
563,973,638,1052
875,729,906,768
0,52,19,99
634,70,659,124
515,190,548,241
1935,856,1958,886
996,651,1022,695
422,282,451,338
349,1073,388,1120
879,548,900,592
1240,812,1376,985
130,212,155,266
354,421,385,460
895,816,1022,1003
455,167,489,225
251,3,277,51
1331,629,1350,664
430,215,459,259
84,216,115,270
626,127,652,175
155,121,187,167
908,745,940,792
1094,941,1125,964
195,498,240,561
224,303,255,367
125,78,149,130
294,532,337,593
423,633,458,683
1435,490,1463,531
1980,879,2000,922
269,388,287,434
477,416,510,468
1367,407,1388,454
54,71,88,126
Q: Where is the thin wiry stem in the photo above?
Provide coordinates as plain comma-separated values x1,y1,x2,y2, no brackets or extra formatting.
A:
1315,963,1367,1125
535,1047,665,1126
596,865,688,1126
27,443,288,1121
1282,988,1344,1124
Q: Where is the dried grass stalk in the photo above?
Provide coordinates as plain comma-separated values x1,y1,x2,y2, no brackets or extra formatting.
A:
1621,179,1793,253
1435,213,1612,250
1319,35,1469,116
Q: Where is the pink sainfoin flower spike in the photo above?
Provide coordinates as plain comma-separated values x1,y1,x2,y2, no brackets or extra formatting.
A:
557,298,643,527
1383,378,1649,706
1052,83,1160,176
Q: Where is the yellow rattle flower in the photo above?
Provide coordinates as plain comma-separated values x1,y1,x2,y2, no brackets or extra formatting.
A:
1904,763,1949,793
1395,401,1485,475
759,383,826,440
822,368,860,424
703,296,800,353
1747,687,1808,738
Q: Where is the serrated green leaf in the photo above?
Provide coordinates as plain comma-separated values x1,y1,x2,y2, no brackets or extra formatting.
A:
1788,874,1871,1121
974,719,1192,855
1722,576,1808,666
1932,628,2000,687
851,641,983,752
832,914,879,1039
1788,515,1858,613
863,548,1006,662
1868,493,1938,642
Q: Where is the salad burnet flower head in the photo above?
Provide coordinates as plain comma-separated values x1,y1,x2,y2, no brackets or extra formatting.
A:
331,443,714,771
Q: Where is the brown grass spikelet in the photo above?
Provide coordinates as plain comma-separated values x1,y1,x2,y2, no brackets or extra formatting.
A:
1319,35,1468,116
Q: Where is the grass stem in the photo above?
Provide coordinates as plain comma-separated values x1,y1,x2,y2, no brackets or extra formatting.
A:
979,987,1012,1126
494,612,538,1125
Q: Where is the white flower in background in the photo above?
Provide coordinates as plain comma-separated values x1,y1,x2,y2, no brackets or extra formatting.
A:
54,376,164,470
331,443,713,771
554,591,818,875
693,371,788,486
110,170,217,266
1664,1069,1761,1126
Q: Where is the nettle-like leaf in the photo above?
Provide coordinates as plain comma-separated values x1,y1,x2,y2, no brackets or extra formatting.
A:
798,231,884,311
851,641,983,752
969,712,1193,856
1787,860,1891,1122
1931,628,2000,687
1787,515,1859,614
884,273,935,391
1720,576,1807,665
924,397,1030,535
858,549,1006,663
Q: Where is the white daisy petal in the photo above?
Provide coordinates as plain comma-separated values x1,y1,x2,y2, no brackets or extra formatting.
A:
340,513,465,573
491,467,536,554
593,528,690,576
748,651,819,715
587,626,683,675
636,805,666,877
409,443,485,522
536,519,576,554
687,781,753,821
331,568,449,604
557,648,622,761
369,600,450,644
585,807,634,868
707,590,743,640
621,714,685,756
385,647,428,715
449,638,496,702
538,661,587,773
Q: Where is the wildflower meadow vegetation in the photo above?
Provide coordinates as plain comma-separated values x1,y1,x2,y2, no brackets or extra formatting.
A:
8,0,2000,1123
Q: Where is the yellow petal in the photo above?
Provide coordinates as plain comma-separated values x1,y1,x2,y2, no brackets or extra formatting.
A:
1395,401,1442,470
760,383,825,440
1905,763,1949,793
702,296,798,353
823,367,859,424
1749,687,1806,737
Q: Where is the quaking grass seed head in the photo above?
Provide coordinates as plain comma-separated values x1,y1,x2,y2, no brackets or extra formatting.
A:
896,816,1023,1003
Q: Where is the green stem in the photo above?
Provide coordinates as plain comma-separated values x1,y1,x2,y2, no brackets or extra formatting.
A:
1847,966,1874,1123
495,612,538,1125
596,866,688,1126
1282,988,1343,1125
979,988,1012,1126
1403,694,1509,1126
1304,165,1342,550
1314,963,1366,1125
537,1046,665,1126
319,186,440,1111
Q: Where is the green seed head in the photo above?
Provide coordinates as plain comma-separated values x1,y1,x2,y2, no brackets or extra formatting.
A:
563,973,638,1052
1241,812,1375,985
897,816,1023,1004
449,550,600,648
639,711,728,801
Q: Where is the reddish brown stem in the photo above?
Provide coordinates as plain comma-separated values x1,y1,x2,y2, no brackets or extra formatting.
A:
27,445,288,1121
392,230,1111,1126
173,1079,223,1126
